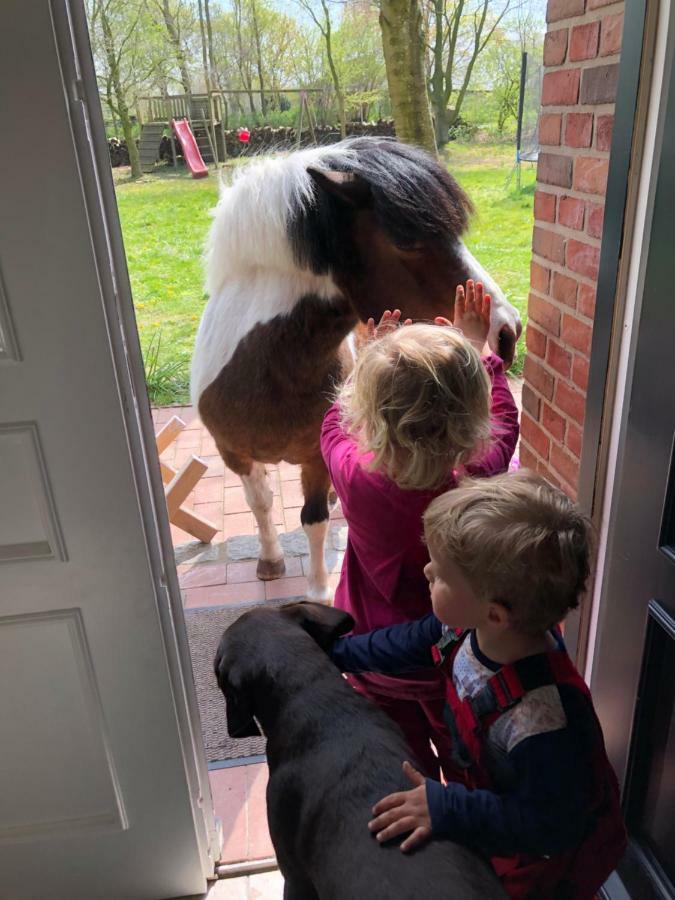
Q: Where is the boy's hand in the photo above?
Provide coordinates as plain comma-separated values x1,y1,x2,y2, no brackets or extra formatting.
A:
366,309,413,342
368,761,432,852
451,279,491,354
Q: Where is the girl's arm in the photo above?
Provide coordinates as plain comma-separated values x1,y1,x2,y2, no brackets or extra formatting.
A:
329,614,443,673
464,354,519,477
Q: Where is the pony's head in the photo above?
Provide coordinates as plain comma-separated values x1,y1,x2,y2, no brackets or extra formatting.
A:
206,138,522,365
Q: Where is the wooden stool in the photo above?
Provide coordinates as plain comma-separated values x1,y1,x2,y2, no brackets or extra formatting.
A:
155,415,218,543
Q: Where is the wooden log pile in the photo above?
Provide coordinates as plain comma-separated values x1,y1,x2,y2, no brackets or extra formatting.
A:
108,120,396,167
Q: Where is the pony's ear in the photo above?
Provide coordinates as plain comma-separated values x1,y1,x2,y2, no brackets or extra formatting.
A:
282,601,354,650
307,167,371,207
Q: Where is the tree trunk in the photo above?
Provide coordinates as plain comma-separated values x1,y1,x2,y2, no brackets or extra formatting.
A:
250,0,267,115
320,0,346,138
197,0,211,91
379,0,436,154
100,7,142,178
160,0,192,96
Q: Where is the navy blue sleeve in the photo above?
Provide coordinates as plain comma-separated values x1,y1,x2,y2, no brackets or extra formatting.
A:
426,689,595,857
329,614,443,674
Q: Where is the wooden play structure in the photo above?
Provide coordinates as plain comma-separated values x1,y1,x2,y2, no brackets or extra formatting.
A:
135,89,323,173
155,415,218,543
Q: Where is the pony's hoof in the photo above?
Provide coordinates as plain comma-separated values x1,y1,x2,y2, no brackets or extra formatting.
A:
306,584,332,604
257,557,286,581
328,490,338,510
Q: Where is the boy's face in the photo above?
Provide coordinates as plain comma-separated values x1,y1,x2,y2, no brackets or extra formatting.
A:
424,550,485,628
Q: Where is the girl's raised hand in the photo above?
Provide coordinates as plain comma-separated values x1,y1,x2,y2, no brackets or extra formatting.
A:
366,309,413,342
453,280,491,354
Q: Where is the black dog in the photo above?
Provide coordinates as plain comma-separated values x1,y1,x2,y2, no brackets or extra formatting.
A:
214,601,505,899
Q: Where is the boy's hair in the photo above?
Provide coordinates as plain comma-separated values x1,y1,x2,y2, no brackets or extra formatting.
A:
423,470,592,634
338,324,491,491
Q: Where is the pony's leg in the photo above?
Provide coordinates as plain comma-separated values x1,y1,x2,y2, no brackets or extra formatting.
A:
300,456,331,602
222,451,285,581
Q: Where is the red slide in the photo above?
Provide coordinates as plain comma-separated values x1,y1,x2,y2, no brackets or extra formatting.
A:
171,118,209,179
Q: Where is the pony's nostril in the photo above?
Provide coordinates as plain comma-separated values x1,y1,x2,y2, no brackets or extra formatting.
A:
498,326,517,368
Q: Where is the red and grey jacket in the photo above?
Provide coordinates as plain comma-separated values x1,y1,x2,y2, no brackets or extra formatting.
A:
431,629,627,900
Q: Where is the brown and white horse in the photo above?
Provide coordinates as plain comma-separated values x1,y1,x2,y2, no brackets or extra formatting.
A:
191,138,521,600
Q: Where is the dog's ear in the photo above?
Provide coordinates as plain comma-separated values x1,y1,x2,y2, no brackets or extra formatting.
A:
224,685,261,739
282,601,354,651
214,635,261,739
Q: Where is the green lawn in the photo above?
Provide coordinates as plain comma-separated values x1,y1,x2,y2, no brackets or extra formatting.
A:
115,144,533,403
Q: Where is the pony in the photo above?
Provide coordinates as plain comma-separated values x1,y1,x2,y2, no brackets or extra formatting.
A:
191,138,521,600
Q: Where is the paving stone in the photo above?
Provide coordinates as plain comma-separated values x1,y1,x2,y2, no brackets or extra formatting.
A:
227,534,262,560
174,540,229,566
279,529,309,556
329,525,348,551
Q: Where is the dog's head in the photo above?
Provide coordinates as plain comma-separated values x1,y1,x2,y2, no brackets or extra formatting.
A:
214,601,354,739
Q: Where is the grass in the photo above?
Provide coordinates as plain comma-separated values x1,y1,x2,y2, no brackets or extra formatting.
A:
114,144,534,403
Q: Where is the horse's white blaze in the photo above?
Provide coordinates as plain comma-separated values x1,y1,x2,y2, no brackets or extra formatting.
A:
303,520,331,602
458,242,522,352
241,463,283,563
191,144,358,407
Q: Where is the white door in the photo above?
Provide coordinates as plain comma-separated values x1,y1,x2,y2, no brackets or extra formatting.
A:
0,2,219,898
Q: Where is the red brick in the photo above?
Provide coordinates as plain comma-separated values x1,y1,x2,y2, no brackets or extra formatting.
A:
522,383,541,419
533,226,566,265
600,12,624,56
551,444,580,486
588,0,620,8
526,322,548,359
558,196,585,230
581,63,619,104
587,202,605,238
539,113,563,146
534,190,557,223
596,114,614,151
538,152,573,188
574,156,609,194
567,239,601,280
531,260,551,293
564,112,594,148
547,0,585,22
542,68,581,106
578,283,597,318
543,402,566,442
522,412,551,461
519,445,540,470
539,462,564,491
529,292,562,335
525,355,555,401
544,28,569,66
567,421,583,458
570,21,600,61
572,354,590,390
562,315,593,356
552,271,578,308
556,380,586,425
547,339,573,377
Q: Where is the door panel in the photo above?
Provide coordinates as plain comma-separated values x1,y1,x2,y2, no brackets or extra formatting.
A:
589,5,675,895
0,1,217,897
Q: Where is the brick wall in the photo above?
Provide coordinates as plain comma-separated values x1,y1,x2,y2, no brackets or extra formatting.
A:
521,0,624,498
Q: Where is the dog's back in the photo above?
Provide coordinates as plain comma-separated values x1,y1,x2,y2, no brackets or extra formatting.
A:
216,604,505,899
266,680,504,899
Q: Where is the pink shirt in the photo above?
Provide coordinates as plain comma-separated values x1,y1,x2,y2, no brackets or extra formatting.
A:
320,354,520,700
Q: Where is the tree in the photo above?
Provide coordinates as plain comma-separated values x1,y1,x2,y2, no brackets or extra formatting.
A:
295,0,347,137
427,0,513,147
334,1,387,121
88,0,162,178
379,0,436,153
148,0,195,96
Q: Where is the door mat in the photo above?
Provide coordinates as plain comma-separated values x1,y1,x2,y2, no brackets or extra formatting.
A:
184,599,302,763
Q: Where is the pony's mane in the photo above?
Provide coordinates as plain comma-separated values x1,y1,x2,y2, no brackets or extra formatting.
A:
205,138,473,293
